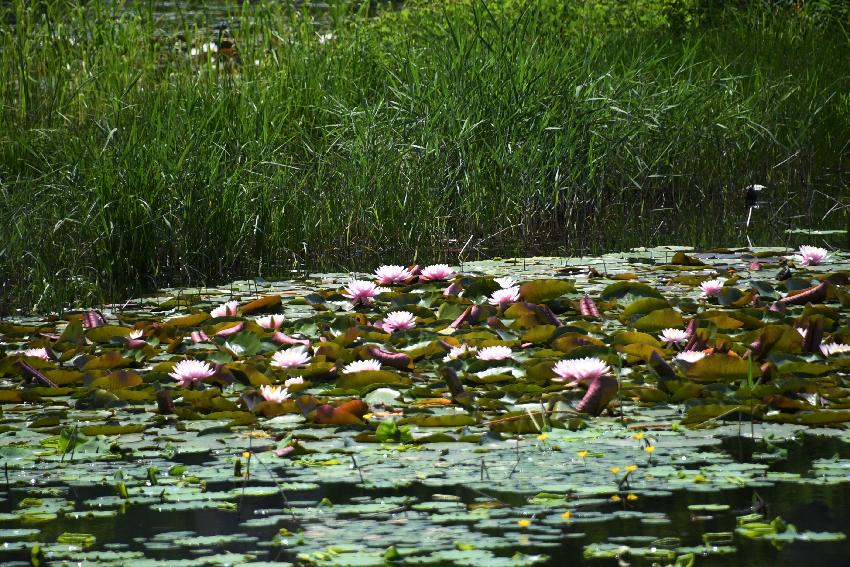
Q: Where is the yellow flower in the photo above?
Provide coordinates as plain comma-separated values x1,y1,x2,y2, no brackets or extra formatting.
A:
561,511,572,521
537,433,549,442
609,466,621,474
242,451,251,459
517,519,531,528
632,432,645,440
610,495,621,502
577,450,589,458
625,465,638,472
362,413,373,421
626,493,639,501
643,446,656,454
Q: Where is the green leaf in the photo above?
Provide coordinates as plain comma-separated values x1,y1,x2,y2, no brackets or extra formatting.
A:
633,308,684,332
687,356,761,382
600,281,664,302
224,332,263,357
519,279,575,303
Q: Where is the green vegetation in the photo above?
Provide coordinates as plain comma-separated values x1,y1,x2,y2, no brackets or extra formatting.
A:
2,249,850,564
2,0,849,313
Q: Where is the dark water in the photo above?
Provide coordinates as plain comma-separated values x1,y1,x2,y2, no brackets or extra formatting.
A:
3,434,850,566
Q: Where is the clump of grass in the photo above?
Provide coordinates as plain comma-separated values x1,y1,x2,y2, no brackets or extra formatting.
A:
1,0,848,313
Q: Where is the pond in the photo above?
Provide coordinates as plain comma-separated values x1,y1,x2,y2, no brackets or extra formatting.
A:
2,246,850,565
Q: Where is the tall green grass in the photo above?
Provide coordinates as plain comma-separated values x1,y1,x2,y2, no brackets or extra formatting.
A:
1,0,849,313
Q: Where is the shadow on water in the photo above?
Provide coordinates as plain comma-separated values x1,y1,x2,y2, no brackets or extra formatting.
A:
3,435,850,565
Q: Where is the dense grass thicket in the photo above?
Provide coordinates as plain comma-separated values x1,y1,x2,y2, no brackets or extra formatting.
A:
1,0,849,313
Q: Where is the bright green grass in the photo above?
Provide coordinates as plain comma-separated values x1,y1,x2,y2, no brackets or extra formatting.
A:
1,0,849,313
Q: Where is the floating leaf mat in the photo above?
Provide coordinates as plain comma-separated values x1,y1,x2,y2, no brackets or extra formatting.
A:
2,246,850,565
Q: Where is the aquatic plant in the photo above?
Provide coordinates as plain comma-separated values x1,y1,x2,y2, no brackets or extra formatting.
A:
796,245,830,266
821,343,850,356
674,350,706,363
659,328,689,346
256,315,285,330
381,311,417,332
211,301,240,318
700,278,726,297
343,280,380,306
419,264,455,282
270,347,312,369
488,286,521,307
168,359,216,387
476,346,513,361
374,265,412,285
342,359,382,373
21,347,49,360
259,384,291,403
551,357,611,383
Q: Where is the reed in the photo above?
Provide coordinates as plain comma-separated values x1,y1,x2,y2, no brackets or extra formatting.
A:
1,0,848,313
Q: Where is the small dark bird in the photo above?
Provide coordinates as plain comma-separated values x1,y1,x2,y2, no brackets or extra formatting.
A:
744,184,767,247
745,184,766,211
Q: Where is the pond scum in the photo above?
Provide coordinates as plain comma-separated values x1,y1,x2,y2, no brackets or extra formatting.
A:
3,246,850,565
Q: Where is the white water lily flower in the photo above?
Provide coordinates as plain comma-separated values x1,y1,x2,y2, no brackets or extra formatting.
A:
260,385,291,404
169,360,215,387
659,328,689,346
444,344,478,361
488,286,520,307
674,350,706,364
342,360,382,373
382,311,416,332
256,315,285,330
821,343,850,356
476,346,512,361
271,347,311,369
210,300,239,318
21,347,49,360
551,357,611,383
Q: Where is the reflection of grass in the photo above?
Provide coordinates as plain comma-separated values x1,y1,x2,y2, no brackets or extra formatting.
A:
2,1,850,312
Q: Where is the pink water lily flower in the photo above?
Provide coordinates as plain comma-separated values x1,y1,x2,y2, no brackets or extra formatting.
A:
796,245,829,266
476,346,513,361
443,282,463,296
256,315,284,330
342,359,382,373
444,344,477,361
674,350,706,364
128,329,144,340
375,265,412,285
211,300,239,318
343,280,379,306
551,357,611,384
169,359,216,387
284,376,305,388
489,286,521,307
700,278,725,298
659,328,689,346
271,347,312,369
419,264,455,282
260,385,291,404
22,347,50,360
382,311,416,332
821,343,850,356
